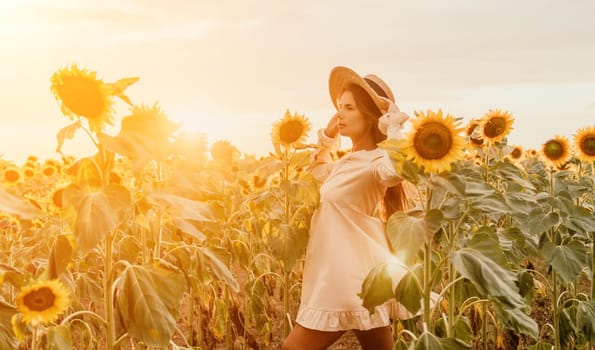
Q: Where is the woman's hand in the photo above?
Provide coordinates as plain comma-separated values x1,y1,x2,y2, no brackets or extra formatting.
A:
324,112,340,138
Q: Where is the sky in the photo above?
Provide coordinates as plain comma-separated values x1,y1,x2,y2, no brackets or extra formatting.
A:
1,0,594,163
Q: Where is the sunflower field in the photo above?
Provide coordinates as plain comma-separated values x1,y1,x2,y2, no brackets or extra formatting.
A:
1,65,594,350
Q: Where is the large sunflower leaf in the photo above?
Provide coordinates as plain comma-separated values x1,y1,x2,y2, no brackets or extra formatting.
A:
200,247,240,292
523,208,559,237
114,261,185,348
49,234,75,279
145,192,213,222
414,330,442,350
492,303,538,338
47,325,73,350
56,119,81,154
358,263,394,314
541,240,587,284
394,264,423,314
451,248,524,309
440,337,472,350
386,210,442,265
75,191,118,253
0,298,18,350
576,299,595,343
0,186,43,220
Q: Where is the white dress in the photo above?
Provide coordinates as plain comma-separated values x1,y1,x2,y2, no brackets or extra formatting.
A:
296,130,410,331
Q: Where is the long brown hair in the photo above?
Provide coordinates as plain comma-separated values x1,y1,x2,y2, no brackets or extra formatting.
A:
345,83,409,220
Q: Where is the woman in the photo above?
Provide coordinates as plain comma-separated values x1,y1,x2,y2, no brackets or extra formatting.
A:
282,66,412,350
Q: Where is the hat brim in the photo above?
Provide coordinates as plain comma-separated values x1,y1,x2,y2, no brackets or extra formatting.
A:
328,66,388,112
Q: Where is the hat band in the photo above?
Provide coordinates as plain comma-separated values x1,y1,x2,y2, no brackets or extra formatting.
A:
364,78,389,99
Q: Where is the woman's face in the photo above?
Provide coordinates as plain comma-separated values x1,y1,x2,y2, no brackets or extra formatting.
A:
337,90,370,138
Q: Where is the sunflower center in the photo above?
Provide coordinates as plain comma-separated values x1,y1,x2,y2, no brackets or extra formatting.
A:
483,116,507,138
511,147,522,159
279,120,305,144
413,122,453,159
59,76,106,120
4,170,20,183
23,287,56,312
544,140,564,160
581,136,595,156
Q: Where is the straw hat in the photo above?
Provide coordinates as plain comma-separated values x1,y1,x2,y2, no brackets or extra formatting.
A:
328,66,395,113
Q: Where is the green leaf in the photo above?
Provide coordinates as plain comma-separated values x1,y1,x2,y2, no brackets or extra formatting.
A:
492,303,539,338
200,247,240,292
75,191,118,253
429,173,464,196
56,119,81,154
114,262,185,348
0,186,43,220
0,298,18,350
541,240,587,284
440,337,472,350
469,193,509,216
47,325,73,350
524,208,559,237
451,248,524,309
394,264,423,314
0,264,26,289
464,180,495,197
467,231,507,266
174,219,206,242
527,342,554,350
415,330,442,350
565,205,595,235
386,210,442,265
145,192,214,222
49,234,75,279
576,299,595,343
358,263,394,314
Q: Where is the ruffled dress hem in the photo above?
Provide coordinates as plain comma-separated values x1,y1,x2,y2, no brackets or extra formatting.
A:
295,300,415,332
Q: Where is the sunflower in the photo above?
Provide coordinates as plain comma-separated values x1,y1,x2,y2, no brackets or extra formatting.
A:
2,167,21,185
271,110,311,147
42,164,58,177
50,64,115,133
22,167,36,179
508,145,524,162
16,279,70,326
541,135,571,169
398,109,466,173
573,125,595,162
210,140,238,165
479,109,514,144
465,118,484,147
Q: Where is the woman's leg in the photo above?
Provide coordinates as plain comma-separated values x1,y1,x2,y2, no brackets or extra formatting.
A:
282,324,345,350
353,326,394,350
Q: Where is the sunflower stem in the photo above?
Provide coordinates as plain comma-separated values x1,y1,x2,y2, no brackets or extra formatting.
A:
104,228,115,350
31,323,40,350
282,145,291,338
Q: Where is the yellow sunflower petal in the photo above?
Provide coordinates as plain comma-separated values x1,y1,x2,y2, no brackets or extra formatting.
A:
399,109,466,173
573,125,595,162
541,135,572,169
271,110,312,147
480,109,514,144
16,279,70,326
